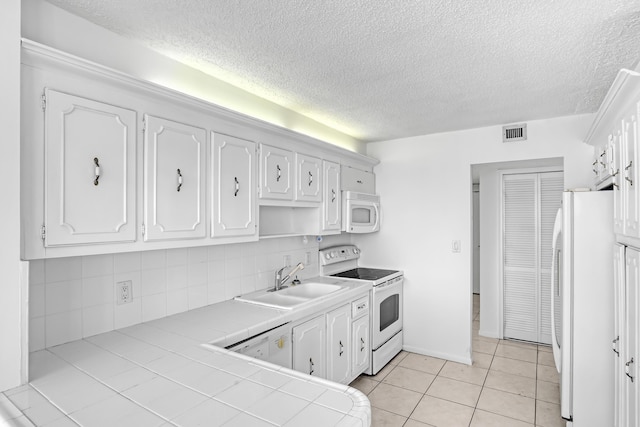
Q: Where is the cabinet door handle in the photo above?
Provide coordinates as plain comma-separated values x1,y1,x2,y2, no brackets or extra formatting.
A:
626,357,634,382
93,157,101,186
339,340,343,356
234,177,239,196
360,337,365,352
612,336,619,356
308,171,313,187
625,161,633,186
357,179,363,184
612,168,620,189
331,189,336,203
309,357,314,375
177,169,183,192
276,164,281,182
592,160,598,175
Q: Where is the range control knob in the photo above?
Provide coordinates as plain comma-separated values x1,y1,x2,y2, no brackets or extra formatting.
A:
325,253,331,260
330,251,337,258
352,248,358,254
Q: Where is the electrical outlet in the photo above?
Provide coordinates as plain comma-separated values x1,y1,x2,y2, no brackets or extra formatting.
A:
283,255,291,266
116,280,133,305
452,240,461,253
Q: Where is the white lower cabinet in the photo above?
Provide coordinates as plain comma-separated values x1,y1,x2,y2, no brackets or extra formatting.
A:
326,304,351,384
614,244,640,427
352,314,370,377
291,293,371,384
292,314,326,378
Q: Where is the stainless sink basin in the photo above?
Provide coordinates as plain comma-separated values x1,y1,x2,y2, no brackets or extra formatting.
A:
235,282,346,310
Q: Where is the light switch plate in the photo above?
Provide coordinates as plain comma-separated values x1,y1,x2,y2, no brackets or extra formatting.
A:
452,240,461,253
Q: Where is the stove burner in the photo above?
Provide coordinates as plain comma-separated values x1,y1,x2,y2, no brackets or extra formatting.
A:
331,268,398,281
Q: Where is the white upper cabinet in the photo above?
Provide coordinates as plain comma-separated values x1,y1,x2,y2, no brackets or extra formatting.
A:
613,129,625,235
295,153,322,202
624,107,640,239
44,89,137,246
259,144,293,200
211,132,257,238
341,166,375,194
143,115,206,241
322,160,341,232
585,69,640,242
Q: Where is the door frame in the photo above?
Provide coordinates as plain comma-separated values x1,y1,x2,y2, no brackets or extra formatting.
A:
498,166,563,340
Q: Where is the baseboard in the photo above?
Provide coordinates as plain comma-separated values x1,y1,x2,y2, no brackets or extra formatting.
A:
402,345,472,366
478,329,500,339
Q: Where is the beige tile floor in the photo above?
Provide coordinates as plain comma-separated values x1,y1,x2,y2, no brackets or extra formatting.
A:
350,294,565,427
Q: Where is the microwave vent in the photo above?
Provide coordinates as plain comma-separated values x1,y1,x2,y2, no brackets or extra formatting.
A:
502,124,527,142
348,192,378,202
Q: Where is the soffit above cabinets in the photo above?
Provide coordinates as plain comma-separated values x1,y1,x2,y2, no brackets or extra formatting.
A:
43,0,640,142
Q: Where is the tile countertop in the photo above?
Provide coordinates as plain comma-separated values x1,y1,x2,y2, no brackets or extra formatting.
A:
3,278,372,427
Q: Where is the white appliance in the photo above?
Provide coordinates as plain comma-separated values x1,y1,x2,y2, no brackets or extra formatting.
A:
319,245,403,375
225,322,292,369
551,190,614,426
342,191,380,233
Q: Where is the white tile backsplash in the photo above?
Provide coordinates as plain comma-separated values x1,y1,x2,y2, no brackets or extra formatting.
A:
29,236,327,352
114,252,141,274
82,254,114,278
46,310,82,347
45,257,82,283
140,268,166,296
45,280,82,315
82,304,114,337
82,275,114,307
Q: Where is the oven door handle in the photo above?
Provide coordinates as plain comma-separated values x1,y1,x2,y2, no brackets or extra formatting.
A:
376,277,403,289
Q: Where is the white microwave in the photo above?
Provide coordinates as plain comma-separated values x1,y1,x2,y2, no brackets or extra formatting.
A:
342,191,380,233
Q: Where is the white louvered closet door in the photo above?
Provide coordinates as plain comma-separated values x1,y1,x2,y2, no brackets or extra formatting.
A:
503,171,563,344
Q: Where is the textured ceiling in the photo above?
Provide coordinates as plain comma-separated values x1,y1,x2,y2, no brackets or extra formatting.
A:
44,0,640,142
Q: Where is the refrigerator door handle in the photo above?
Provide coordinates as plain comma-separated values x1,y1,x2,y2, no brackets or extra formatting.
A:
550,207,563,374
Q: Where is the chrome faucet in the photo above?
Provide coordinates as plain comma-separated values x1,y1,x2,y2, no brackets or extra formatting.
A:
272,262,305,291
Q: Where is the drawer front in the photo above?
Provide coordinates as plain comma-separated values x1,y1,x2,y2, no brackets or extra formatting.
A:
352,295,369,319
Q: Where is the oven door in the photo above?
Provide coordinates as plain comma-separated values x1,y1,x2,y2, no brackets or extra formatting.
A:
373,277,403,349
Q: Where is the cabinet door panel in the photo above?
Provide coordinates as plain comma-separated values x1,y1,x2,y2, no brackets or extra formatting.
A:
293,315,325,378
144,115,206,241
211,133,256,237
44,89,136,246
352,314,370,378
326,304,350,383
341,166,375,194
624,106,639,238
322,160,341,232
260,144,293,200
613,129,625,235
295,153,322,202
625,247,639,427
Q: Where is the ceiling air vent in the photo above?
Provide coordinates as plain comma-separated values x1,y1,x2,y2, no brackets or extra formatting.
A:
502,123,527,142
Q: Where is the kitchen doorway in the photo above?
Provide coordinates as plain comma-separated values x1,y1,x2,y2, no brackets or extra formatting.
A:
470,158,563,344
501,170,563,344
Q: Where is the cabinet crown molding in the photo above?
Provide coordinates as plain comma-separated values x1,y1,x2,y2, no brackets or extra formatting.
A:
21,38,379,168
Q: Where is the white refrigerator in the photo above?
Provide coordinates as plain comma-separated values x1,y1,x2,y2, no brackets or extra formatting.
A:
551,190,614,426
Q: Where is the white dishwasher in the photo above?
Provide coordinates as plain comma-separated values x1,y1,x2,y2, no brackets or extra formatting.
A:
226,323,292,369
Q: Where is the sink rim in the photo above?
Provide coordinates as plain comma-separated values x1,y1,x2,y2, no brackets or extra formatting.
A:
234,281,347,310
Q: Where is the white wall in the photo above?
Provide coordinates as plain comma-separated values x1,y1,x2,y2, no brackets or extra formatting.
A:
357,115,595,364
0,0,26,392
20,0,364,154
